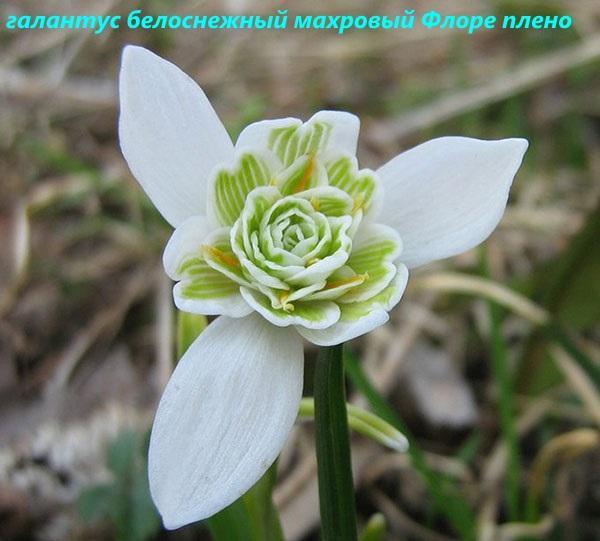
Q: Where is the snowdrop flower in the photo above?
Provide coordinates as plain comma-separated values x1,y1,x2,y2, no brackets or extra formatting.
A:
118,45,527,529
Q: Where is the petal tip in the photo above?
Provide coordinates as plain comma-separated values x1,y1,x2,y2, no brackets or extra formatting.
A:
509,137,529,156
498,136,528,155
156,499,211,530
160,511,188,531
311,109,360,128
121,44,154,65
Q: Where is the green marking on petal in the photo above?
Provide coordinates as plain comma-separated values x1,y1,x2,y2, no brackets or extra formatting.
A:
275,154,327,195
326,155,380,214
210,152,274,226
340,264,408,322
305,266,367,301
240,286,340,329
178,274,240,301
295,186,354,218
268,121,333,167
175,254,204,277
202,228,252,287
174,251,242,303
341,224,402,303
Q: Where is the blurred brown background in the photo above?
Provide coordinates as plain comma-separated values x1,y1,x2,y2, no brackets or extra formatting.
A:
0,1,599,540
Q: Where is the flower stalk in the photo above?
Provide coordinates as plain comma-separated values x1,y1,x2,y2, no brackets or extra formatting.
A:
314,343,358,541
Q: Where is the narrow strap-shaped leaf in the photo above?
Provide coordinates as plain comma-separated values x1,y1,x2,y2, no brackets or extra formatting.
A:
206,463,284,541
480,247,520,521
176,310,207,358
544,323,600,388
344,349,476,541
314,343,358,541
241,464,285,541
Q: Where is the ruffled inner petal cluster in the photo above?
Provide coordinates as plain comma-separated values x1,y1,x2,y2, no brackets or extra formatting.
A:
168,116,405,337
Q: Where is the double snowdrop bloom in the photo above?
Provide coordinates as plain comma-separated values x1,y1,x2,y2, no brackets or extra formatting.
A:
119,46,527,529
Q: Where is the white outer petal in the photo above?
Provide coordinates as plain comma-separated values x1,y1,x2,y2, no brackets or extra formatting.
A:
119,45,234,227
376,137,528,268
162,216,211,280
148,314,304,529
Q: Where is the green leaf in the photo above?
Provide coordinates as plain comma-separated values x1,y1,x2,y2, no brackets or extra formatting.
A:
79,431,160,541
106,430,138,477
344,350,476,541
206,502,256,541
479,247,521,521
206,463,284,541
78,484,113,521
127,463,161,541
516,204,600,393
177,310,207,358
241,465,285,541
531,203,600,329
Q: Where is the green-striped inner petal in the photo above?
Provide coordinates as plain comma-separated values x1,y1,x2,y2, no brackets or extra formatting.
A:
295,187,354,218
341,228,401,303
326,156,378,212
203,229,251,287
348,239,398,272
178,258,241,301
276,155,326,195
268,121,332,167
339,277,400,322
212,153,272,226
241,286,340,327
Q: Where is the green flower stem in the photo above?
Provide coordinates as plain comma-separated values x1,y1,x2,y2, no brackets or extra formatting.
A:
299,398,408,452
314,343,358,541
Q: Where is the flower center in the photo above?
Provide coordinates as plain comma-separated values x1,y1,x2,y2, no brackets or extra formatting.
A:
259,194,332,264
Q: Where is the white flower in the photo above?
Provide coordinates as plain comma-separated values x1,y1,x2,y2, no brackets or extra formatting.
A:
118,45,527,529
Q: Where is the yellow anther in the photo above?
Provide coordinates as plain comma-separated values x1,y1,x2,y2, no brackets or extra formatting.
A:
352,194,365,213
310,196,320,211
279,291,295,312
324,272,369,290
293,153,316,194
202,245,240,268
